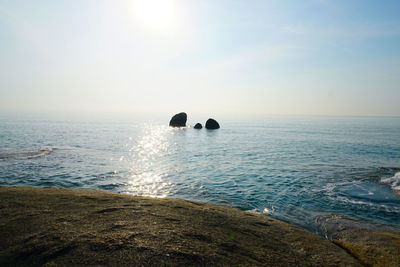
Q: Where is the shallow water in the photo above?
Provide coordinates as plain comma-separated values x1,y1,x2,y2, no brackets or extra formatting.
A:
1,114,399,232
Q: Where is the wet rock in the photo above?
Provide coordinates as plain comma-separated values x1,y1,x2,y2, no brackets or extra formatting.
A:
194,123,202,129
205,118,220,130
315,215,400,267
169,112,187,127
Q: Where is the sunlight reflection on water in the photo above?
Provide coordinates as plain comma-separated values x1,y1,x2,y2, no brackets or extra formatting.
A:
124,124,173,197
1,116,399,230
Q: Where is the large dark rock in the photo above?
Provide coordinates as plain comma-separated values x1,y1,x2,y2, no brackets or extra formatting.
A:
205,118,220,129
169,112,187,127
194,123,202,129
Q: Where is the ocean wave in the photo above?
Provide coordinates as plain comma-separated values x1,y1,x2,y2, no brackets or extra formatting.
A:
380,172,400,193
0,148,54,160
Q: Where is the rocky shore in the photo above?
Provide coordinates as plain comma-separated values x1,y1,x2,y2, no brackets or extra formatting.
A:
0,186,398,266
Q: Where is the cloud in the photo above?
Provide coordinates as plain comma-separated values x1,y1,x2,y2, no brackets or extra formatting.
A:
282,20,400,41
282,24,311,35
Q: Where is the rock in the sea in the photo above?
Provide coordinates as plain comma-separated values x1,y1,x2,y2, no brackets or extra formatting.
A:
194,123,202,129
169,112,187,127
205,118,220,129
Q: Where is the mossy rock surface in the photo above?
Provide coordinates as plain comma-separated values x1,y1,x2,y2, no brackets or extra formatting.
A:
0,186,396,266
317,215,400,267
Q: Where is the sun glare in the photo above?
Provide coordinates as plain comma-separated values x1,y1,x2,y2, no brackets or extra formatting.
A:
132,0,179,33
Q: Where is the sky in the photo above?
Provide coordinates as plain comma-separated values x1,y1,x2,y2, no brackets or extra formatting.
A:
0,0,399,116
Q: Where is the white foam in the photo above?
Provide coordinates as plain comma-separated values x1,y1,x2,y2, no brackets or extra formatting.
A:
247,207,275,215
262,207,276,214
380,172,400,192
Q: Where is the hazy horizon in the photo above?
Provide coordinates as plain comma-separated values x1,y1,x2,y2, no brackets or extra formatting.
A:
1,0,400,117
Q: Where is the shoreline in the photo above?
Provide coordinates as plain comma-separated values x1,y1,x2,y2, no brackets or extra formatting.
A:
0,186,399,266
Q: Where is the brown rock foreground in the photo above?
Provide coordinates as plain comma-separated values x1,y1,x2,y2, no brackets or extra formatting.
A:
0,187,398,266
316,215,400,267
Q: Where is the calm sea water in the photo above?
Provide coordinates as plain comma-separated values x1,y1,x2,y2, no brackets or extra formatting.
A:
1,114,399,232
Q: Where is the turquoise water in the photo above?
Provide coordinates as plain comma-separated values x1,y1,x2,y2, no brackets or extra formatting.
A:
1,114,399,232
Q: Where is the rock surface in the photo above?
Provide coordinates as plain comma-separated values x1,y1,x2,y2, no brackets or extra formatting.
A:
169,112,187,127
316,215,400,267
194,123,202,129
205,118,220,129
0,186,370,266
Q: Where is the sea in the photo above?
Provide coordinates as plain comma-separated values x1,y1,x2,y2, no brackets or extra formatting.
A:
1,113,399,234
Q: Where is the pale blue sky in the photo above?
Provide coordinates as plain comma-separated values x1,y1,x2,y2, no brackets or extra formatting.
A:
1,0,399,116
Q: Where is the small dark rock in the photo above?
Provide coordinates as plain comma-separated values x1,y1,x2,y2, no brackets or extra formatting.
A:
205,118,220,130
169,112,187,127
194,123,202,129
